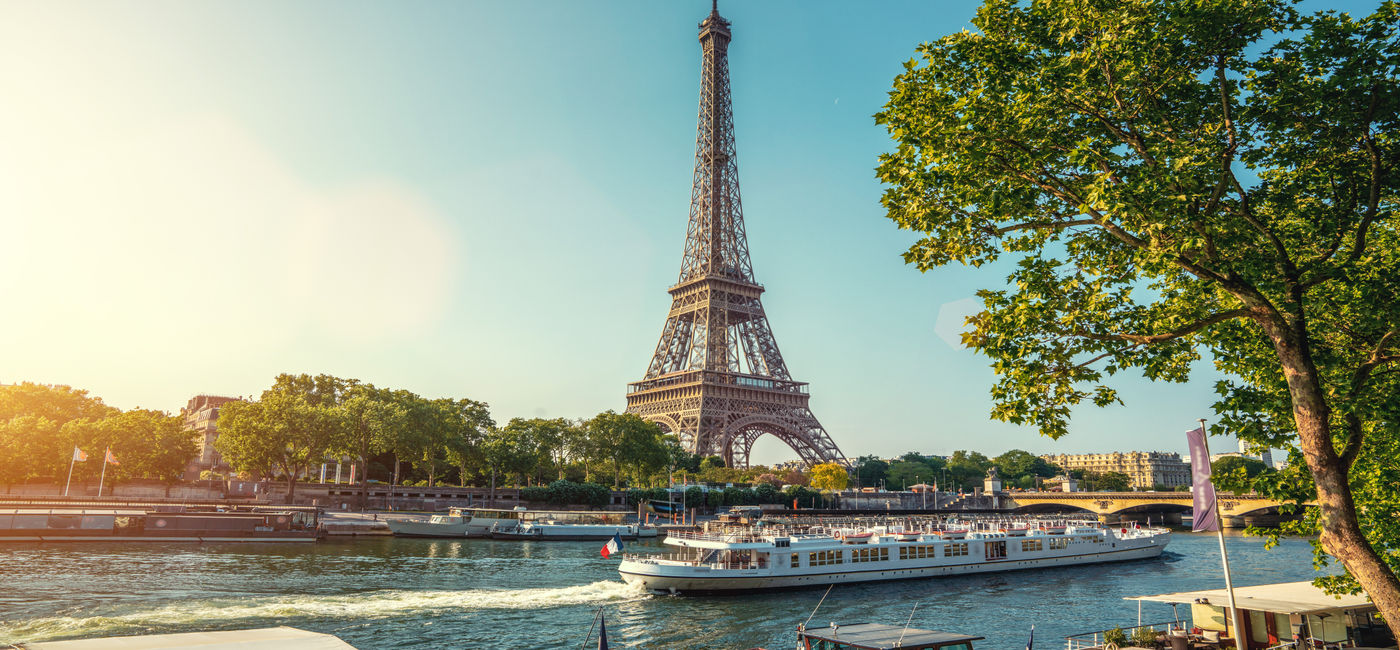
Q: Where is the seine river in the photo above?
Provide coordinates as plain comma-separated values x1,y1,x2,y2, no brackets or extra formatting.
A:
0,531,1325,648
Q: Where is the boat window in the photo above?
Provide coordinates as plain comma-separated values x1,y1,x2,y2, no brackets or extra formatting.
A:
944,542,969,557
47,514,81,529
937,643,972,650
1049,538,1069,550
985,540,1007,560
808,550,843,566
1021,539,1043,552
80,515,115,530
11,515,49,529
791,553,800,568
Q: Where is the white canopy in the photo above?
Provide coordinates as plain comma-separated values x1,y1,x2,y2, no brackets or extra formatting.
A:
19,626,357,650
1126,580,1374,615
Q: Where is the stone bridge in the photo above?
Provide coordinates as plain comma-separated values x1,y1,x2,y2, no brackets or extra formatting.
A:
1004,492,1311,528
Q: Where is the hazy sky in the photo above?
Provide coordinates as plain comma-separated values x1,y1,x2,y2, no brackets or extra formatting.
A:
1,0,1373,464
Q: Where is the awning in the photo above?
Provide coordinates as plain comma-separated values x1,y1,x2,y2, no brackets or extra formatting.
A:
1125,580,1374,615
18,626,357,649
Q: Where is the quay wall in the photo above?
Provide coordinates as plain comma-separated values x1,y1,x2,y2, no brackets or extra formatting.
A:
0,480,632,512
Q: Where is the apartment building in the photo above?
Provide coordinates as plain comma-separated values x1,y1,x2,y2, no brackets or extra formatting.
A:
182,394,241,479
1039,451,1191,490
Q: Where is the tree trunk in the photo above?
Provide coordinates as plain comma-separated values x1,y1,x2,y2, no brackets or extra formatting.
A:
427,458,436,488
490,468,497,508
1272,326,1400,641
390,457,400,509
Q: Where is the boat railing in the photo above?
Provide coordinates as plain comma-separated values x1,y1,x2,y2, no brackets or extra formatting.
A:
1064,620,1183,650
667,529,775,544
619,552,764,570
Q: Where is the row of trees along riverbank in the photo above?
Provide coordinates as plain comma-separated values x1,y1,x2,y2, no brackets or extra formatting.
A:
212,375,853,505
0,383,193,486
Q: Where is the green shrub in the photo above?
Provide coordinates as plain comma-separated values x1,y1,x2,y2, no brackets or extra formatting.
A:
1104,627,1127,647
1131,626,1157,647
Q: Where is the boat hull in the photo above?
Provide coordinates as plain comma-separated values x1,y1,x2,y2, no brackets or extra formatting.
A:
491,524,639,541
620,539,1166,595
386,521,470,538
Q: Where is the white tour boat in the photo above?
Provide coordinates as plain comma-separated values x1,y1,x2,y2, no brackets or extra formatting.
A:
386,510,472,538
618,520,1170,594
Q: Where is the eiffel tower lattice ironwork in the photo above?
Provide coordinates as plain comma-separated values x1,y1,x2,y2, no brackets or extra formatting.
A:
624,3,846,469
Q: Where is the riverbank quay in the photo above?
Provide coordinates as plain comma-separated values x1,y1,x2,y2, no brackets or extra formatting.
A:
0,530,1330,648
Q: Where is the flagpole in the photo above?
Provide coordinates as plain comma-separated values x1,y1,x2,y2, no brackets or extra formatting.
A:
1199,418,1246,650
64,449,77,497
579,607,601,649
98,448,109,497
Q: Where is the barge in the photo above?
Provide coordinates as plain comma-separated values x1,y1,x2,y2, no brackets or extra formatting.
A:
0,507,322,542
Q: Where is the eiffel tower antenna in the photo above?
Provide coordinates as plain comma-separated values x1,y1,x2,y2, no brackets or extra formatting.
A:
624,3,847,470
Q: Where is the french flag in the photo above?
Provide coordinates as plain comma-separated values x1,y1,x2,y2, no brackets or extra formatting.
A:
600,533,624,559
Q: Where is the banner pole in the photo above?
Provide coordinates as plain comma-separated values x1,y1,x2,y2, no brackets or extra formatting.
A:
1199,418,1246,650
98,448,109,497
64,450,76,497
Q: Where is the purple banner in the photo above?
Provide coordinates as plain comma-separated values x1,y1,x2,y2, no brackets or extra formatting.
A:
1187,426,1220,532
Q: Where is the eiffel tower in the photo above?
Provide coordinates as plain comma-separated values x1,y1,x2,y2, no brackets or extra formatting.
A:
625,2,846,469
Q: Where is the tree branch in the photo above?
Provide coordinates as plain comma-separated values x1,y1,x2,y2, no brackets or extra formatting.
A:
1338,329,1400,470
996,219,1098,234
1066,308,1252,345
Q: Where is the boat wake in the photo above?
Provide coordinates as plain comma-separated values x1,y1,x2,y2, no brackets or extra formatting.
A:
0,580,647,643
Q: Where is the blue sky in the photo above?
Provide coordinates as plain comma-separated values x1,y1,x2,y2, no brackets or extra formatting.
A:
1,0,1374,465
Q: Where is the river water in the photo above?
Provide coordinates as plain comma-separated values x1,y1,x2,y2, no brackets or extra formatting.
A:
0,530,1326,649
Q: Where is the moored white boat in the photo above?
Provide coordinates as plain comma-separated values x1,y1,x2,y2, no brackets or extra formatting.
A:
386,511,471,538
461,507,643,541
618,520,1170,594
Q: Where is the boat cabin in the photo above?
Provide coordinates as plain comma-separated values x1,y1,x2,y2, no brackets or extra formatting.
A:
797,623,982,650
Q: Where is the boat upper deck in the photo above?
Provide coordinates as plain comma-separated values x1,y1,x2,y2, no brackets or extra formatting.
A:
659,519,1152,551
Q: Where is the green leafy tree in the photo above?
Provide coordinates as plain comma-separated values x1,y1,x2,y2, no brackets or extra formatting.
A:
855,455,890,488
217,391,338,502
334,384,398,508
584,411,668,488
886,461,931,490
1211,455,1271,483
1079,471,1132,493
809,462,850,491
876,0,1400,625
86,409,195,484
440,397,494,487
0,383,118,484
993,450,1058,480
945,451,992,491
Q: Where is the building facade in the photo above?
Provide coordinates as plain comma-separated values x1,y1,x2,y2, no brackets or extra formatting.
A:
182,395,241,479
1039,451,1191,490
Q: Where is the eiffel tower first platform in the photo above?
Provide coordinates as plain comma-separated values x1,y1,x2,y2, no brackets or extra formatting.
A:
625,3,846,469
